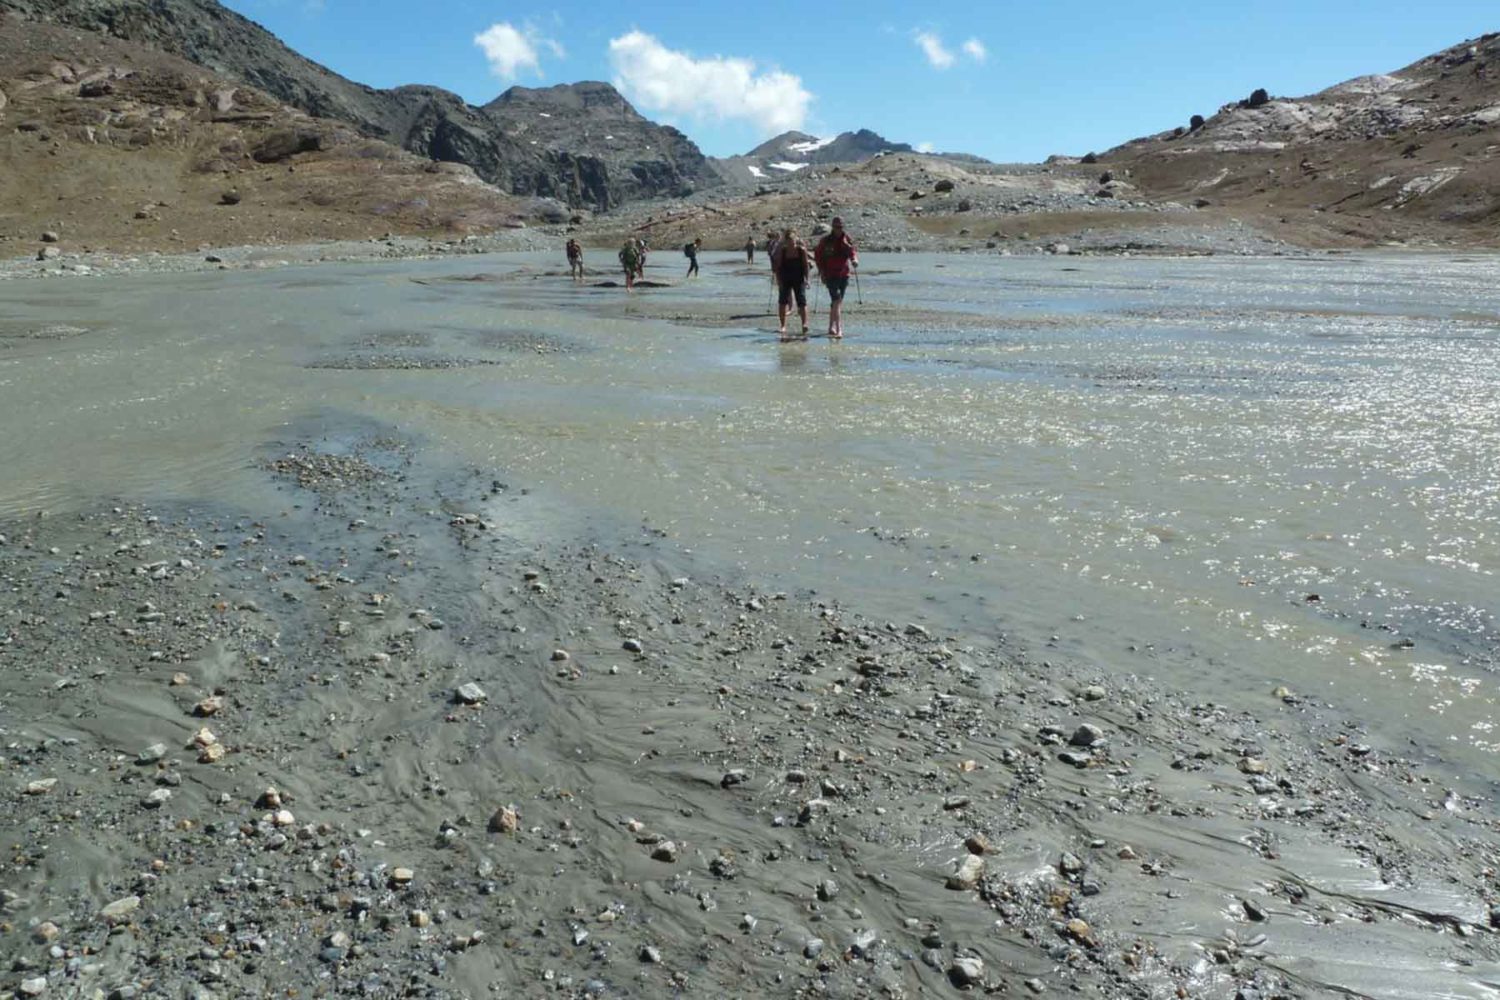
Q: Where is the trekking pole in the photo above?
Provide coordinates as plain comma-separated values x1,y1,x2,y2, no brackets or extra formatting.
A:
854,268,863,306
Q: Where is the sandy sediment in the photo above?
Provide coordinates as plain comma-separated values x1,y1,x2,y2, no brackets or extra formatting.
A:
2,424,1495,1000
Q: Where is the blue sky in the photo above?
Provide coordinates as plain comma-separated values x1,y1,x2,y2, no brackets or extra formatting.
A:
226,0,1496,162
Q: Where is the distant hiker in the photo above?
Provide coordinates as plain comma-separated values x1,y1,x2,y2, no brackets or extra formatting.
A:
774,229,813,341
684,237,701,278
635,238,648,279
619,239,641,292
814,217,859,339
744,236,756,264
565,238,583,282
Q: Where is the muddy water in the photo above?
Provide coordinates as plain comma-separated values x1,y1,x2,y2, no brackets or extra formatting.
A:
3,252,1496,780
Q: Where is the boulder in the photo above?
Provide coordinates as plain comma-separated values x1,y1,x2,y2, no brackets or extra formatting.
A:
1190,114,1206,131
1244,88,1270,109
252,128,326,163
37,246,60,261
79,79,115,98
220,189,242,206
933,178,955,193
40,231,59,243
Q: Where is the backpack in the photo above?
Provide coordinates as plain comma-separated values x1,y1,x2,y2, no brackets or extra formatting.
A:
683,242,695,257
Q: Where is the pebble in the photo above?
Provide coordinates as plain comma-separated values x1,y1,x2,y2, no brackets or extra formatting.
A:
454,682,488,705
651,841,679,863
639,944,662,964
19,977,47,997
622,638,643,653
198,742,226,763
489,805,520,833
1058,852,1085,875
33,922,60,943
816,879,839,901
1238,757,1269,775
142,788,172,808
551,649,570,662
946,854,985,890
390,867,414,885
410,910,431,928
949,954,985,987
803,937,824,959
25,778,57,795
720,769,750,789
137,742,168,764
964,833,990,855
100,895,141,925
1069,724,1106,747
1082,685,1107,701
193,696,225,717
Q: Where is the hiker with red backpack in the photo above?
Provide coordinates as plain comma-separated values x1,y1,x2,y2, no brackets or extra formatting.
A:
814,217,859,340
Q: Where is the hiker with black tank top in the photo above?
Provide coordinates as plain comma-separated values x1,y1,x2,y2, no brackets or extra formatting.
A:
774,229,812,341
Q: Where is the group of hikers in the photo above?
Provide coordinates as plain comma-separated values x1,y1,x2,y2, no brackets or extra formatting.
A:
568,219,859,341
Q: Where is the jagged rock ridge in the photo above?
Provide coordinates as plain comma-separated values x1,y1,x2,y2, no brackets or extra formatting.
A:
0,0,719,208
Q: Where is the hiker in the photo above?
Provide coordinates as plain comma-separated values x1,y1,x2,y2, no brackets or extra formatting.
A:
618,239,640,292
635,238,648,279
814,217,859,340
774,228,813,341
744,236,756,264
684,237,701,278
565,238,583,282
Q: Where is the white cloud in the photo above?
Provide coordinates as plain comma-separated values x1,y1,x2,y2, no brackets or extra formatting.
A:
607,31,812,135
913,30,955,70
916,141,935,153
962,38,988,63
474,22,564,81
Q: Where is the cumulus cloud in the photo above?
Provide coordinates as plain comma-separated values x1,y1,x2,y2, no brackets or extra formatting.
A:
962,38,988,63
608,30,812,134
474,22,564,81
913,31,955,70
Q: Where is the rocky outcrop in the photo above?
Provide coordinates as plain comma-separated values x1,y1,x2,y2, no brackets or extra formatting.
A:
0,0,719,208
1102,32,1500,240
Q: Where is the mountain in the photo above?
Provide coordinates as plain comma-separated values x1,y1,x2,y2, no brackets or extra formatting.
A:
717,128,913,184
0,12,535,250
0,0,719,209
1102,32,1500,240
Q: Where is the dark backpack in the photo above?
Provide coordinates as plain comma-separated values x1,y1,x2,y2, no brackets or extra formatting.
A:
683,242,695,257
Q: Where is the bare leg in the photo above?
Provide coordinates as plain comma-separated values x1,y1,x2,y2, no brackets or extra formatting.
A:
829,298,844,338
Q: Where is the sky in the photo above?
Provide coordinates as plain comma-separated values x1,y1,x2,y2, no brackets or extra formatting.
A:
225,0,1497,162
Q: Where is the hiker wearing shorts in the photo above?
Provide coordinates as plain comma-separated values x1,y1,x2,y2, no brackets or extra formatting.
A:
814,217,858,339
684,237,701,278
774,230,812,341
566,238,583,282
619,240,640,292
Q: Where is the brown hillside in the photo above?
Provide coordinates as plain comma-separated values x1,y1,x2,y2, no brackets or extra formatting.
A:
1102,33,1500,246
0,13,539,254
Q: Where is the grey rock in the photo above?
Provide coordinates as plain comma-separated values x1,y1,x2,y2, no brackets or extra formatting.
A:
454,682,487,705
1070,724,1105,747
949,955,984,987
803,937,824,959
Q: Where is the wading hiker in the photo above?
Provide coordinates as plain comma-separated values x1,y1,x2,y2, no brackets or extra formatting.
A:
774,229,813,341
618,239,641,293
814,216,859,340
635,237,648,279
683,237,701,278
744,236,756,264
565,238,584,282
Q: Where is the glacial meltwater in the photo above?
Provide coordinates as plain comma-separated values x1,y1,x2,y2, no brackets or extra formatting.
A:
3,251,1495,772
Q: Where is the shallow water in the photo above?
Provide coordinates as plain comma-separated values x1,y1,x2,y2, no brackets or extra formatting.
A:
2,250,1497,782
